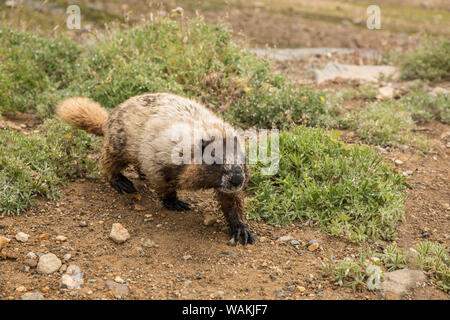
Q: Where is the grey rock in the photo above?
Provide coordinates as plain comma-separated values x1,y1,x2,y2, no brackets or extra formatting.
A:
106,280,129,296
15,232,29,243
37,253,62,274
380,269,426,297
314,63,398,83
110,223,130,244
20,292,44,300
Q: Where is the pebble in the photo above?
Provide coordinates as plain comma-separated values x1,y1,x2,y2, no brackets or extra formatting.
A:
109,223,130,244
203,215,217,226
37,253,62,274
307,240,319,251
61,265,84,290
79,221,88,227
114,276,125,284
394,159,403,165
56,235,68,242
143,239,157,248
0,236,9,249
15,232,29,243
290,240,301,246
24,259,37,268
20,292,44,300
297,286,306,293
16,286,27,292
277,235,293,242
106,280,129,296
377,86,395,100
26,252,37,260
63,254,72,261
274,290,284,298
183,255,192,261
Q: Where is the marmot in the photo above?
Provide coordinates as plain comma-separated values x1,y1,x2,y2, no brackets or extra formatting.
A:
56,93,254,245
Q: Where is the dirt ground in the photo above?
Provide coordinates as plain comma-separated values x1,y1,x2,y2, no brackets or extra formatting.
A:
0,1,449,300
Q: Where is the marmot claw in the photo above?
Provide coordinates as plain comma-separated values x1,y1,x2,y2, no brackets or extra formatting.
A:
110,173,137,194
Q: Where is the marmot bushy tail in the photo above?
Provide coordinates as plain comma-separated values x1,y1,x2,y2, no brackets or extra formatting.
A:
56,97,108,136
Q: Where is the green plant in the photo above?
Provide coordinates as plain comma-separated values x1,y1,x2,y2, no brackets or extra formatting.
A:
377,242,407,271
248,126,406,243
339,100,430,151
396,38,450,82
414,241,449,292
0,119,100,215
0,25,81,115
322,249,383,290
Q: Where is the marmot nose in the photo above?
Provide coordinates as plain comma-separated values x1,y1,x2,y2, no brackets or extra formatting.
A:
231,174,244,187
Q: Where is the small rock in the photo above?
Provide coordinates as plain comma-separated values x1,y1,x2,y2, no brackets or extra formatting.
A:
277,235,293,242
20,292,44,300
203,215,217,226
24,259,37,268
37,253,62,274
134,204,145,211
0,236,9,249
290,240,301,246
377,86,395,100
183,255,192,261
394,159,403,165
61,265,83,289
380,269,426,297
39,233,49,240
109,223,130,244
106,280,129,296
114,276,125,284
297,286,306,293
26,252,37,260
16,286,27,292
15,232,29,243
143,239,157,248
79,221,88,227
63,254,72,261
286,285,295,292
56,235,67,242
274,290,284,298
217,290,224,295
307,240,319,251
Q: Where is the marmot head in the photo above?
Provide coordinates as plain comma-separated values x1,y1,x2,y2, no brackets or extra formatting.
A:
183,135,247,193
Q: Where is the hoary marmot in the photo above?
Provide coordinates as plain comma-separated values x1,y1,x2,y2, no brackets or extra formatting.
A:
56,93,254,245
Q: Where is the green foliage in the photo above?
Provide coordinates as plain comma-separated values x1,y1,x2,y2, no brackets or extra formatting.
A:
376,242,407,271
322,249,383,290
397,38,450,82
0,25,81,115
248,126,406,243
414,241,449,292
338,90,449,150
65,18,329,129
0,120,100,215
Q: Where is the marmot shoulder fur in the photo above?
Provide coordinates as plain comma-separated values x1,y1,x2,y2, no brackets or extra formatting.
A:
56,93,254,245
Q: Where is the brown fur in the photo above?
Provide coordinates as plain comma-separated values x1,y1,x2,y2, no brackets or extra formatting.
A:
56,97,108,136
56,93,254,244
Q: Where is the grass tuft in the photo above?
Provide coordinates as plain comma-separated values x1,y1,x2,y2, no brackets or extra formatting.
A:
0,120,100,215
396,38,450,82
248,126,406,243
